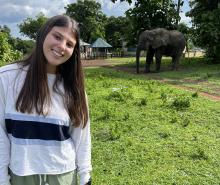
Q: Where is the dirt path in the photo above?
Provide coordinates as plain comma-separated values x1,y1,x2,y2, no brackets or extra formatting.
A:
164,84,220,101
82,59,220,101
82,59,115,67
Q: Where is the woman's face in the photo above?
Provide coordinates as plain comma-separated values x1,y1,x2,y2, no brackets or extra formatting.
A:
43,26,77,74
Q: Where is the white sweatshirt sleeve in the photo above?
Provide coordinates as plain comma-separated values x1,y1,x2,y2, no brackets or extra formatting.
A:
0,77,11,185
71,97,92,185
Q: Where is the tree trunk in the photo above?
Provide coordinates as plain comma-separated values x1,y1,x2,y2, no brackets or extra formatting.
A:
175,0,181,27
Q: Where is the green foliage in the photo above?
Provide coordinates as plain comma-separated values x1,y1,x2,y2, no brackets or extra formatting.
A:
1,24,34,55
109,122,121,140
65,0,106,42
10,38,34,55
177,22,192,51
137,97,148,106
177,22,189,34
104,16,129,48
19,12,48,40
172,95,191,110
160,92,168,103
192,92,198,98
0,32,22,65
0,25,11,35
160,91,191,110
190,148,208,160
187,1,220,62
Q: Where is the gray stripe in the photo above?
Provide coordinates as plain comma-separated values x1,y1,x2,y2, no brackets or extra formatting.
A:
9,134,72,146
5,113,70,126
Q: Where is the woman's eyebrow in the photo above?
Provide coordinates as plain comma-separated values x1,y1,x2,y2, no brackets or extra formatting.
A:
53,31,75,45
53,31,62,35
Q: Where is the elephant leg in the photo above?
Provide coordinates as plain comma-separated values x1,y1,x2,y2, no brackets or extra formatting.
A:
171,54,182,70
145,47,154,73
155,51,162,72
136,49,141,73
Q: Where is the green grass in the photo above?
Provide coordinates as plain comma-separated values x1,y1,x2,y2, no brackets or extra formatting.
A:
85,67,220,184
107,57,220,96
1,57,220,183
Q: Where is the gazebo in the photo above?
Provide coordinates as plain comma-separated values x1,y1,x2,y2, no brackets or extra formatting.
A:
91,38,112,58
80,39,91,59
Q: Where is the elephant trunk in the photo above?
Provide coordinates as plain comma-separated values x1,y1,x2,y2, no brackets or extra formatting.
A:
136,48,141,73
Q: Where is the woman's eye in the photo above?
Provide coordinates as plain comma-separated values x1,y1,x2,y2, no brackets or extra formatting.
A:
54,35,61,40
67,42,74,48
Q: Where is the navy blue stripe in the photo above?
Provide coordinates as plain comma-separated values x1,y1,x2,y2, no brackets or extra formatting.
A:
5,119,70,141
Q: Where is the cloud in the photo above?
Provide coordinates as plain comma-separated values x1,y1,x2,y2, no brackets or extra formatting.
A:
0,3,33,23
179,12,192,27
99,0,135,17
0,0,76,38
0,0,75,24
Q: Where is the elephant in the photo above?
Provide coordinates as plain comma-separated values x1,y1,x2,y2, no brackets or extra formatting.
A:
136,28,186,73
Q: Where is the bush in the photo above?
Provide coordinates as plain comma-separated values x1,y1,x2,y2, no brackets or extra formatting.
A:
172,96,191,109
0,32,22,65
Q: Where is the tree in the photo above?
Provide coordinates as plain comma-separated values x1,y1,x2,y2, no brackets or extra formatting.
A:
104,16,129,48
114,0,188,52
19,13,48,40
175,0,184,26
11,38,35,55
0,25,11,35
187,0,220,62
0,32,22,64
65,0,106,43
177,22,193,55
0,25,34,55
124,0,180,46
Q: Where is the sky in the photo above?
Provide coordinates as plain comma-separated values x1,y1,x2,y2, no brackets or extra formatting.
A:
0,0,191,39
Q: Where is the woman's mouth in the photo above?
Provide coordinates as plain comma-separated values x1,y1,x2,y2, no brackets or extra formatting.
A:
52,49,64,57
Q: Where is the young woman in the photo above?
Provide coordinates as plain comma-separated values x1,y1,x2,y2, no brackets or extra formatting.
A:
0,15,92,185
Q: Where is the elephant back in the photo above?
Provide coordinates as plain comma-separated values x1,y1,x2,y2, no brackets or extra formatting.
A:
169,30,185,50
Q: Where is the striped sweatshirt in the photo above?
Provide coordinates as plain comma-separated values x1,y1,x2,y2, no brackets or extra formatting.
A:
0,63,92,185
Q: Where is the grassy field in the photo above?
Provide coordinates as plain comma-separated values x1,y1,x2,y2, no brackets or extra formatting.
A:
85,65,220,184
106,57,220,96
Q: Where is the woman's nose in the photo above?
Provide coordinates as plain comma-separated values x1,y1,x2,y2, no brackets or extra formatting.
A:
58,40,66,51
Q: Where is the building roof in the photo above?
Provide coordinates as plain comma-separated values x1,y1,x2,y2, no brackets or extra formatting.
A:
80,39,90,46
91,38,112,48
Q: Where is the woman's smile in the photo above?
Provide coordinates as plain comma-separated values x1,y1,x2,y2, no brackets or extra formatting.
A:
51,48,64,57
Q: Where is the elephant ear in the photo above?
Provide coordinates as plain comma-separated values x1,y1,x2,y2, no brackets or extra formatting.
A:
151,29,169,49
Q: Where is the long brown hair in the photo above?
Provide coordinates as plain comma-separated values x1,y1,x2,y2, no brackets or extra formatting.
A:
16,15,88,128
